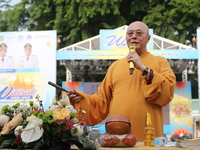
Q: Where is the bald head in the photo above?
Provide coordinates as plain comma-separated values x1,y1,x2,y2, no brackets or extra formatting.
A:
127,21,149,34
126,21,150,55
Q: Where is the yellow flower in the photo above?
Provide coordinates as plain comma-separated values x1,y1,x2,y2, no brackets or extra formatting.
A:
0,123,12,135
8,113,23,129
0,113,23,135
27,114,37,122
53,108,70,124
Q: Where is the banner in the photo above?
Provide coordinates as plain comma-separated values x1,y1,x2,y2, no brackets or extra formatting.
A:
56,50,199,60
165,81,193,137
62,81,104,132
99,29,154,50
62,82,101,95
63,81,194,136
0,31,57,109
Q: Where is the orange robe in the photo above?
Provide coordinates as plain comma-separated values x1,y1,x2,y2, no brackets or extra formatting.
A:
72,51,176,141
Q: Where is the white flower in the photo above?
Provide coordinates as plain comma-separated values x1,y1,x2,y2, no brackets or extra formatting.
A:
82,110,86,114
0,115,9,126
57,103,63,108
33,103,39,109
71,124,84,137
21,118,43,143
52,100,57,105
14,126,23,137
67,105,77,113
18,104,30,112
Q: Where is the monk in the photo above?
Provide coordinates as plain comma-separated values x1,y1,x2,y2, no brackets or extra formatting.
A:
68,21,176,141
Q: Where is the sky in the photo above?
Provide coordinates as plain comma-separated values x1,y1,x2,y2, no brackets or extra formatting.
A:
0,0,21,11
10,0,21,5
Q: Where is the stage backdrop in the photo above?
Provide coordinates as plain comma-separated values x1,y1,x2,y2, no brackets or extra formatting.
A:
0,31,57,109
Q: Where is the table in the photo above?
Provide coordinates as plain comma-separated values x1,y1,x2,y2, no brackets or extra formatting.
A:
71,145,200,150
2,144,200,150
98,145,200,150
1,146,200,150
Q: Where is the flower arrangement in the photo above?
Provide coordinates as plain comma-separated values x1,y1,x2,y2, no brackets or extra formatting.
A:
0,95,96,150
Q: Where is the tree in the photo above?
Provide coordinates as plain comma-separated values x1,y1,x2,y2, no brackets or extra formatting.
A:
1,0,199,98
0,0,118,45
143,0,200,43
1,0,200,45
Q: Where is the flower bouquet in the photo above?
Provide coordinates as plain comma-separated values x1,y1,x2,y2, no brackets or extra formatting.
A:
0,95,96,150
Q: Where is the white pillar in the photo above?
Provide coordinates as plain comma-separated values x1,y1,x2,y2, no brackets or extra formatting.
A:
182,69,188,81
66,69,72,82
197,28,200,103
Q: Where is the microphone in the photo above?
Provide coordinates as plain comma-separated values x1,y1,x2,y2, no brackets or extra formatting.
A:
129,43,136,75
48,81,69,94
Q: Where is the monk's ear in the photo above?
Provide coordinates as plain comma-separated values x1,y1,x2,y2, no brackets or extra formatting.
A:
147,35,151,43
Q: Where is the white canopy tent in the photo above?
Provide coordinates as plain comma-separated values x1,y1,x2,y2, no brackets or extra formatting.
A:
58,25,197,82
59,25,195,51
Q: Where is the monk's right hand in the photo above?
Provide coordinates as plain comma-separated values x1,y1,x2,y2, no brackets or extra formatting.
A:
68,89,82,103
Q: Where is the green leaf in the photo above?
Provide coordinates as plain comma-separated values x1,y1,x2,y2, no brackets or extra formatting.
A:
0,138,15,148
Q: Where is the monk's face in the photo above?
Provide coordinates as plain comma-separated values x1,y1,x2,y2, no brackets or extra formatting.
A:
126,22,150,52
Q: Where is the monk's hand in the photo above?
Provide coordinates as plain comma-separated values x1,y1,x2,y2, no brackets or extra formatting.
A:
68,89,82,103
127,51,144,70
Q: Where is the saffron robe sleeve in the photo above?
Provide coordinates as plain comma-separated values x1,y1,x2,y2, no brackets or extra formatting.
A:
72,51,176,141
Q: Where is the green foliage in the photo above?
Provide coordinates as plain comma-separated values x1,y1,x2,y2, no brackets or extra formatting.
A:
143,0,200,43
0,133,16,149
0,0,200,99
0,0,137,45
1,0,199,45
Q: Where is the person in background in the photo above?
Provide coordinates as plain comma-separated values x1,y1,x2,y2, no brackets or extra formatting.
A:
67,21,176,141
18,43,38,68
0,43,14,69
